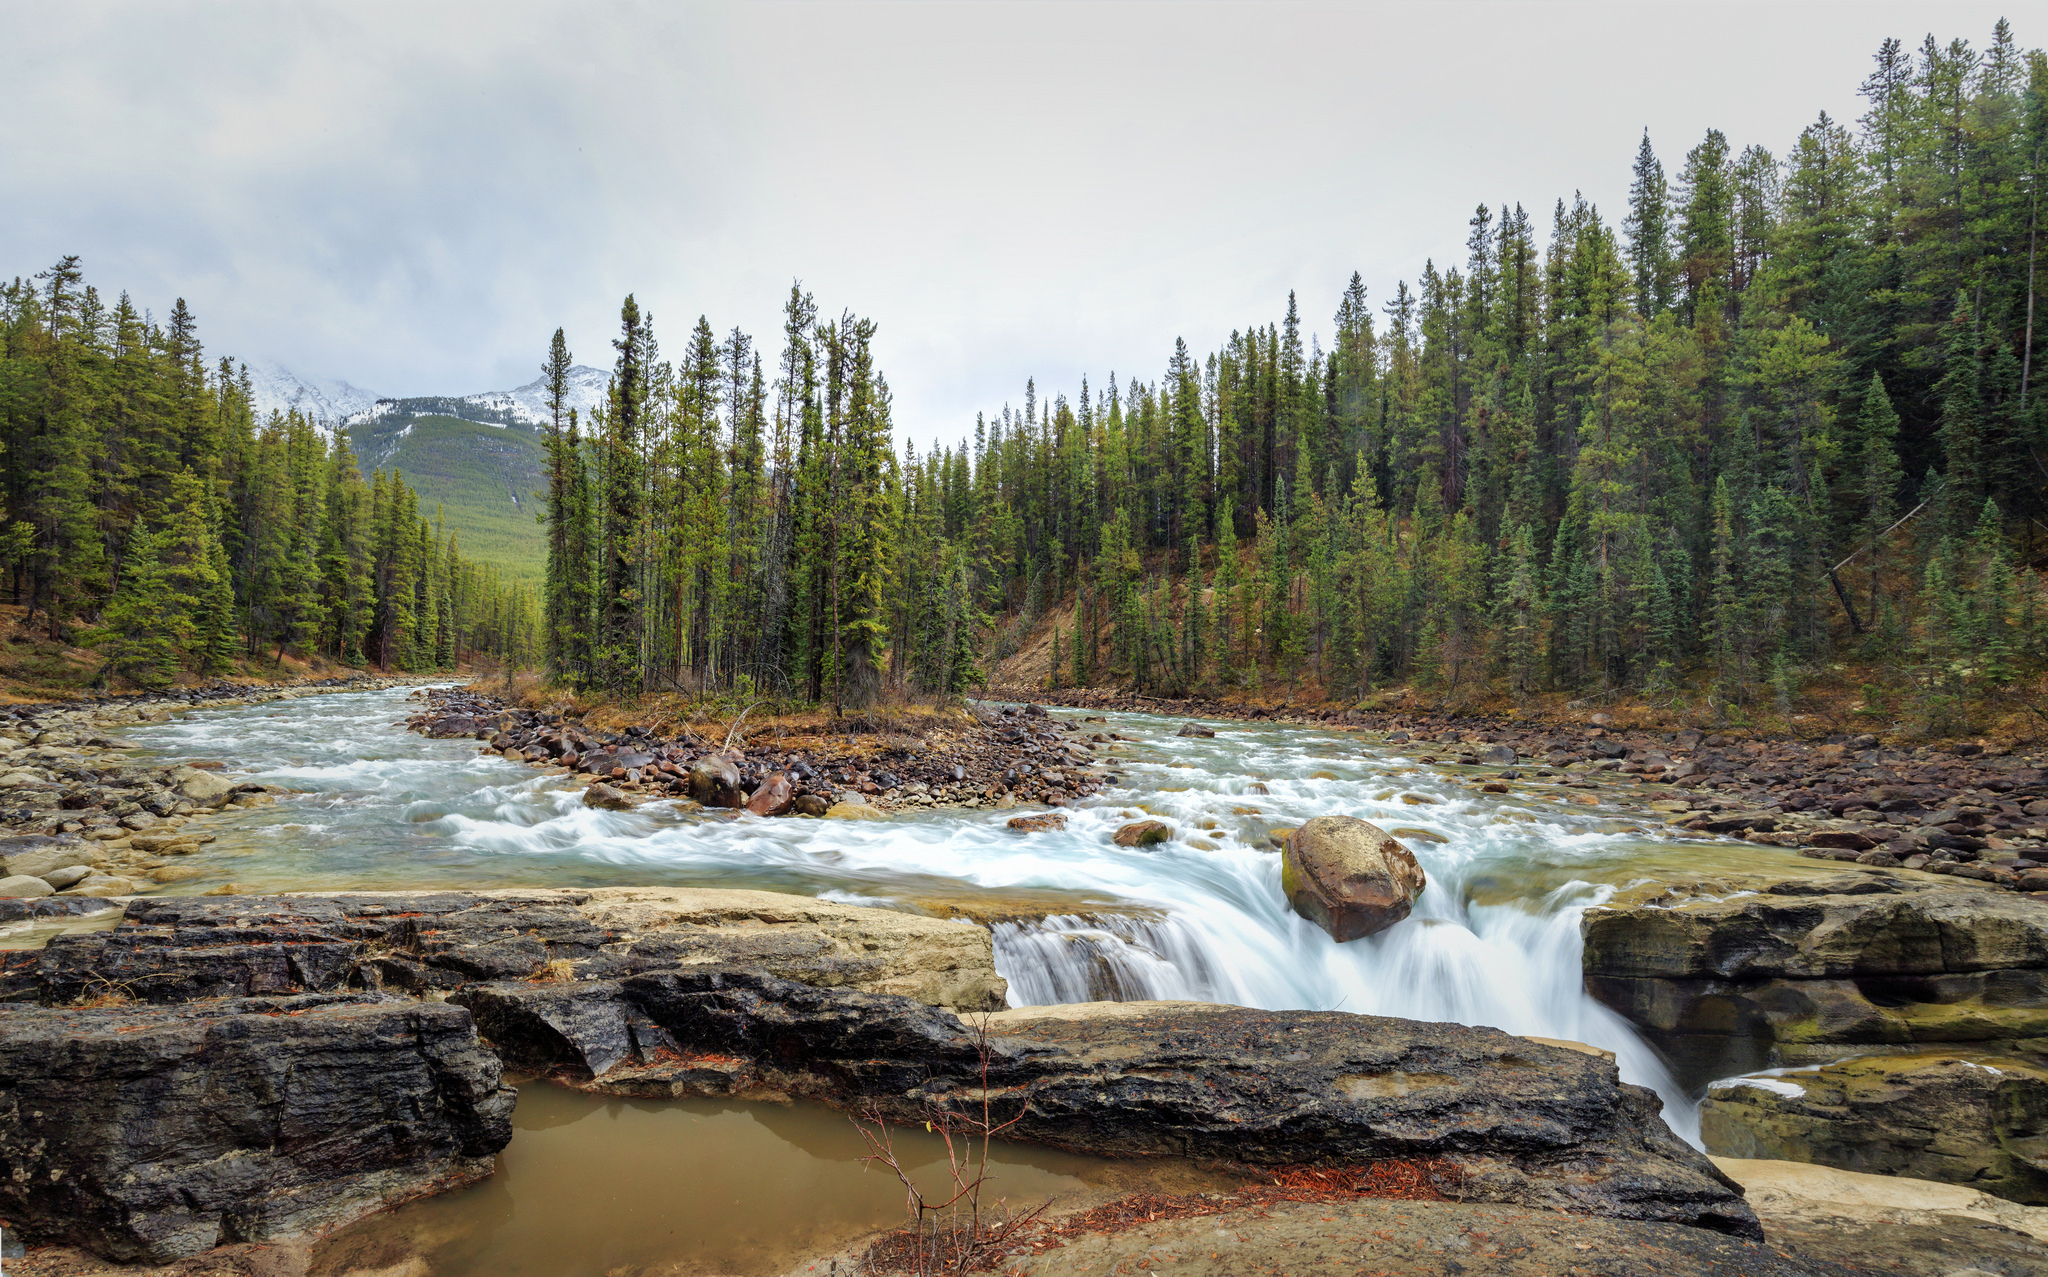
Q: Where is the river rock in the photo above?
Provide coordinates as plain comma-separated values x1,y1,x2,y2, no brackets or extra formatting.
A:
1112,819,1172,847
825,797,887,821
39,863,92,889
687,755,743,807
454,978,1756,1237
58,873,135,897
743,771,794,817
0,993,514,1263
793,793,829,817
0,836,102,880
1280,815,1426,942
167,765,237,805
1715,1156,2048,1275
1702,1054,2048,1203
1176,722,1215,738
582,782,635,810
1583,874,2048,1084
0,874,54,897
1007,813,1067,833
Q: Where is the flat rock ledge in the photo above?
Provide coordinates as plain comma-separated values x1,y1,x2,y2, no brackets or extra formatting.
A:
458,973,1755,1238
1,888,1756,1268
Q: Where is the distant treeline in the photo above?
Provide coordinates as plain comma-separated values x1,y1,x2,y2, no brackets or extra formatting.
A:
0,260,536,685
538,293,970,706
945,24,2048,724
542,25,2047,728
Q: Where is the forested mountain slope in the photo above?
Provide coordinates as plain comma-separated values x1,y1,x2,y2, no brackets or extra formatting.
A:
344,402,548,582
0,265,536,690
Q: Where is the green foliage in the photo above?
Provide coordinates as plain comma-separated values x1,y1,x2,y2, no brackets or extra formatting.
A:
0,263,538,682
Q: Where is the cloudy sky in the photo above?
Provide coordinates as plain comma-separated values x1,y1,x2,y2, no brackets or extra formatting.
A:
7,1,2026,444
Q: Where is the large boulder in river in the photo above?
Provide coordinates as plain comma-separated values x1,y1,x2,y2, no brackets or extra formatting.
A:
1701,1054,2048,1204
743,770,794,816
1280,815,1426,941
167,764,236,805
687,754,744,807
1113,819,1172,847
0,993,514,1262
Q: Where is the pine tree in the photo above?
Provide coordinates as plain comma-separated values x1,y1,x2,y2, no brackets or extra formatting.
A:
1624,131,1675,316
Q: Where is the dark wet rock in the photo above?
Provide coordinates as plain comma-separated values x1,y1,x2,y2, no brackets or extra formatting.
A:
454,975,1757,1238
793,793,830,817
1112,819,1172,847
1702,1055,2048,1204
582,782,635,811
1008,813,1067,833
1280,815,1426,942
743,770,795,816
1583,877,2048,1085
1176,722,1216,738
687,755,744,807
0,993,513,1263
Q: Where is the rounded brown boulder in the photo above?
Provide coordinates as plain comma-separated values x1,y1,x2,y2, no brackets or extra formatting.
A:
1280,816,1426,941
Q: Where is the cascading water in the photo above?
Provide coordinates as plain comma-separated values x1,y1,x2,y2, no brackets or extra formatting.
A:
110,683,1813,1147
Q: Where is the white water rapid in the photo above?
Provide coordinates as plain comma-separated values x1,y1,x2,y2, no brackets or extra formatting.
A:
119,683,1756,1145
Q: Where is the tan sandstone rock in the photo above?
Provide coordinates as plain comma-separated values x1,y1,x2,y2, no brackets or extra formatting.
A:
1280,815,1426,941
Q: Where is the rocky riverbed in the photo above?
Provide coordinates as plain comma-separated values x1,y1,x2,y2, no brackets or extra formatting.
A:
1000,683,2048,894
8,683,2048,1273
0,678,430,899
407,686,1124,815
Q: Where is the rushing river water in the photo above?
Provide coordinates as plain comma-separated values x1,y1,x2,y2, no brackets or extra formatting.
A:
96,682,1863,1274
116,682,1817,1152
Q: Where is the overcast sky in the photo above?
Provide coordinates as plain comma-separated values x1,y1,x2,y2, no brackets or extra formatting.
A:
6,1,2028,445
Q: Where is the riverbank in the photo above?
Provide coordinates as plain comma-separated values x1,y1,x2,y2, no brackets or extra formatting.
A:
0,677,443,899
994,682,2048,894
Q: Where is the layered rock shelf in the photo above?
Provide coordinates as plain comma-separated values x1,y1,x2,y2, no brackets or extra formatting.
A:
0,887,1761,1266
1581,870,2048,1085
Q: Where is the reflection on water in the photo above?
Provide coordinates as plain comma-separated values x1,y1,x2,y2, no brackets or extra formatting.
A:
118,685,1829,1143
312,1083,1215,1277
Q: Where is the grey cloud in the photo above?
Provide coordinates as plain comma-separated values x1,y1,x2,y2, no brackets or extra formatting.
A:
5,0,2022,438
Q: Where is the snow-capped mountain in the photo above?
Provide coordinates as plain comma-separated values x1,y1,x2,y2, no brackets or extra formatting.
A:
461,364,611,427
242,362,382,430
244,362,611,433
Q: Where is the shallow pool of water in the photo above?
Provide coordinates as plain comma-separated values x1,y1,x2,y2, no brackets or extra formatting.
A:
312,1082,1226,1277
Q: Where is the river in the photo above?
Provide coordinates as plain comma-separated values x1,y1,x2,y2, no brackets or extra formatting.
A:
107,682,1819,1274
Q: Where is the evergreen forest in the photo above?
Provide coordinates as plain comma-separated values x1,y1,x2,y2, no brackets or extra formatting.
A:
538,24,2048,732
0,257,537,687
7,24,2045,732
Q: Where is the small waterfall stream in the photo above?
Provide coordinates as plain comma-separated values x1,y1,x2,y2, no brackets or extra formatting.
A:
107,683,1814,1147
